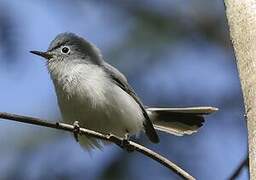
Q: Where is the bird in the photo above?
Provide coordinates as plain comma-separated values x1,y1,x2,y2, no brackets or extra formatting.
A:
30,32,218,149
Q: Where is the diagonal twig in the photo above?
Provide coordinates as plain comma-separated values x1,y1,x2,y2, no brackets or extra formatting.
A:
0,112,195,180
229,155,249,180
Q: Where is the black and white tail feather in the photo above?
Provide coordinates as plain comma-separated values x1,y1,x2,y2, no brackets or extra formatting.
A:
147,106,218,136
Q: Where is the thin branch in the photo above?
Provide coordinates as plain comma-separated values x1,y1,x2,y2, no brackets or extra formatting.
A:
0,112,195,180
229,155,249,180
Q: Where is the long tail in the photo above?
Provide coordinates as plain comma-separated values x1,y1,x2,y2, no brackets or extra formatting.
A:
147,107,218,136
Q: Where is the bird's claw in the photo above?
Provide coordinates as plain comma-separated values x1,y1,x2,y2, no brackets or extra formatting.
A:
73,121,80,142
121,135,135,152
107,134,135,152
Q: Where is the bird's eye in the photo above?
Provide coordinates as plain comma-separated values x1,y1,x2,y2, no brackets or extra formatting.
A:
61,46,70,54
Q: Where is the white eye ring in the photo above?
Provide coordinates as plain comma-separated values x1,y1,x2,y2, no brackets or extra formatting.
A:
61,46,70,54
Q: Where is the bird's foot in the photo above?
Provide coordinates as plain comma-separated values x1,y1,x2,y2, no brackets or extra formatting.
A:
107,134,135,152
73,121,80,142
121,134,134,152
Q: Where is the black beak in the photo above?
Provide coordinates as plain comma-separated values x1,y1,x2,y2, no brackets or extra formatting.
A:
30,51,52,59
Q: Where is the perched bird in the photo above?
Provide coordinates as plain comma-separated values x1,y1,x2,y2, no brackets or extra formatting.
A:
31,33,218,149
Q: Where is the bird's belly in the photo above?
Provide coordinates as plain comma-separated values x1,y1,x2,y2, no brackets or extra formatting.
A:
57,83,144,138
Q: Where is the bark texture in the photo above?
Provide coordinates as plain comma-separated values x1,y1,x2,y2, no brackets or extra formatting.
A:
225,0,256,179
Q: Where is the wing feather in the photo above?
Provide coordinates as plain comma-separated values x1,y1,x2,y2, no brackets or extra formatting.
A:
102,63,159,143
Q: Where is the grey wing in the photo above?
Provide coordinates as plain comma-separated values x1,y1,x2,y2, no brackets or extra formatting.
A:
102,62,159,143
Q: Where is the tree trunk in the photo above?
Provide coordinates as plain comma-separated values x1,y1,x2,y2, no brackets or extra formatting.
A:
224,0,256,179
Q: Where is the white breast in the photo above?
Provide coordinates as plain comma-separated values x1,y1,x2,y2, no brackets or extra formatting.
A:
48,61,144,144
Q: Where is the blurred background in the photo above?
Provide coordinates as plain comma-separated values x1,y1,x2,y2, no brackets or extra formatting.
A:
0,0,248,179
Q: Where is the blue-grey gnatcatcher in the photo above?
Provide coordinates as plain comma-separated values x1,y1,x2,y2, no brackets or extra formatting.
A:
30,33,217,149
